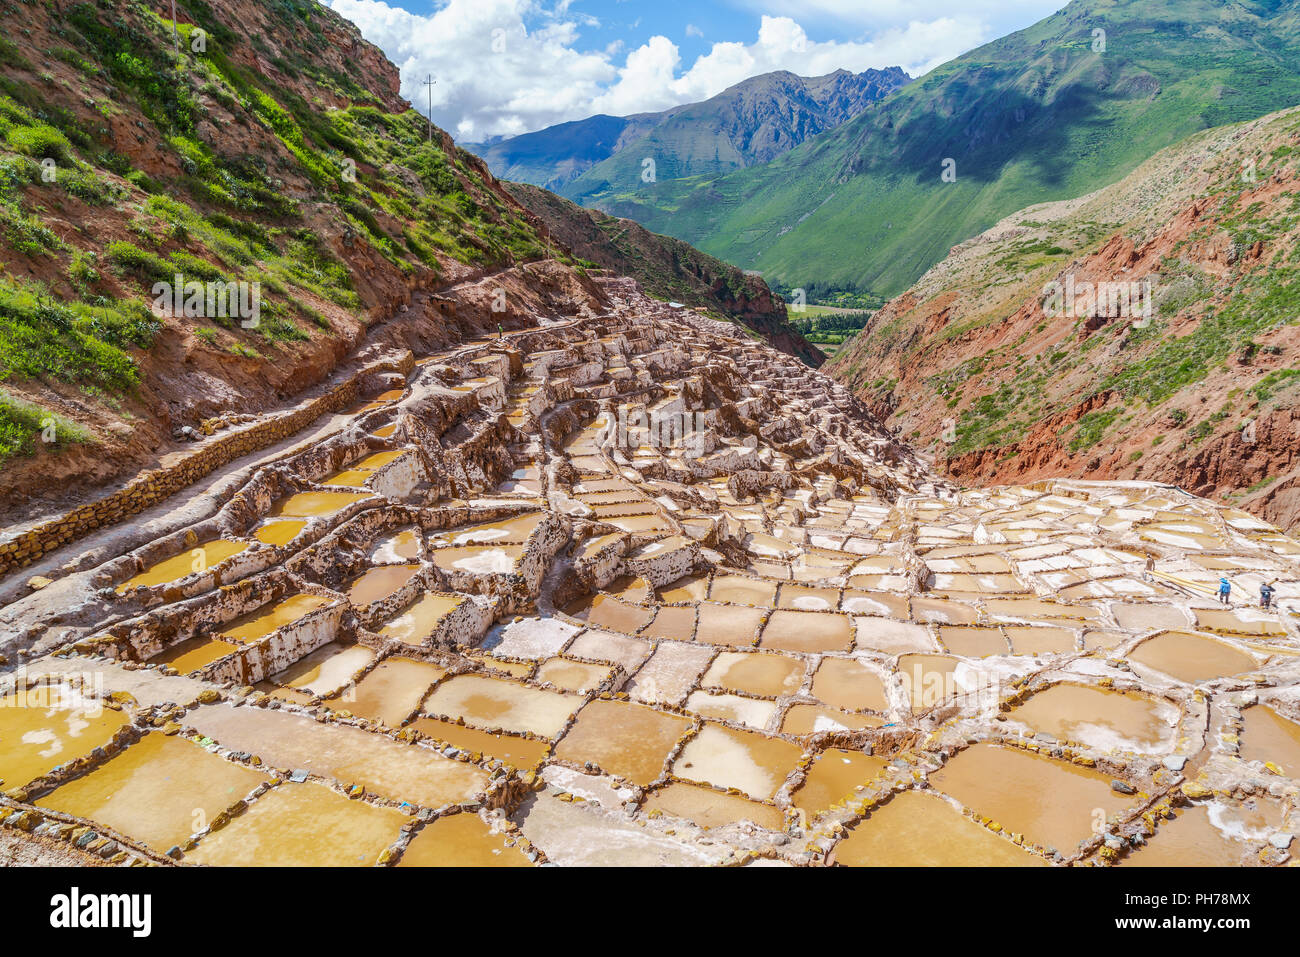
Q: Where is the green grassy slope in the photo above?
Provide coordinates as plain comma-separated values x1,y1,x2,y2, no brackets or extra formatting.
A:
583,0,1300,300
0,0,548,469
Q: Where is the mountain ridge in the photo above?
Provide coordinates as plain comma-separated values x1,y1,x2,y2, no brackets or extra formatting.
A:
825,104,1300,533
579,0,1300,301
473,66,911,194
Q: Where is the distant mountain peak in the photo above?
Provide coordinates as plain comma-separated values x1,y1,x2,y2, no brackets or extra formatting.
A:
472,66,911,194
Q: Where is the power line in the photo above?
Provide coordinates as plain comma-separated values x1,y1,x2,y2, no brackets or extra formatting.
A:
423,75,436,142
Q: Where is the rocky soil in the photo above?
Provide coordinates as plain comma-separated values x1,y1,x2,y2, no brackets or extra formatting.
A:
827,107,1300,534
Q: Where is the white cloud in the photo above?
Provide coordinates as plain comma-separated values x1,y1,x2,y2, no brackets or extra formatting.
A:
685,23,703,39
327,0,993,140
747,0,1064,31
591,15,986,120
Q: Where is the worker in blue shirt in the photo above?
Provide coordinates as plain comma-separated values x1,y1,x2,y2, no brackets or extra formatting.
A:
1217,577,1232,605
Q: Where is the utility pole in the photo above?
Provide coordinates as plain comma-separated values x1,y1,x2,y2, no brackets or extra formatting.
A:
423,75,436,142
170,0,179,48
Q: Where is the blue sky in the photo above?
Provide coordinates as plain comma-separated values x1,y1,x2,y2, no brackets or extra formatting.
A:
327,0,1068,140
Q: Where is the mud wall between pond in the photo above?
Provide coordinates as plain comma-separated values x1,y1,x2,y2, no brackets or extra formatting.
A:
0,355,415,580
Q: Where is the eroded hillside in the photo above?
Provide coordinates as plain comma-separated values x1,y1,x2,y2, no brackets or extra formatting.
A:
505,182,823,367
828,106,1300,535
0,0,802,525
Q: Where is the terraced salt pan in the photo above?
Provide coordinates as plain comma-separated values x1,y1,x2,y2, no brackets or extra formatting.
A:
854,617,934,655
38,733,266,853
1083,629,1130,651
603,576,653,603
626,641,713,705
430,545,522,575
1139,527,1223,549
933,573,1028,593
482,617,579,659
423,674,579,737
840,591,909,617
1060,577,1169,600
219,594,333,642
1193,607,1288,638
565,629,652,672
760,610,853,653
607,515,674,534
643,782,784,830
671,724,803,801
685,691,777,729
986,598,1100,623
1121,804,1254,867
16,299,1300,867
782,704,883,736
709,575,777,606
0,688,129,788
591,502,659,519
912,598,977,625
271,491,370,518
378,592,464,645
1111,602,1189,632
929,743,1137,853
268,643,375,698
703,652,804,697
834,790,1048,867
429,512,542,545
116,539,250,593
188,704,488,807
399,811,531,867
898,654,994,712
254,520,306,547
777,584,839,611
370,528,421,563
1008,684,1177,753
534,658,612,693
321,468,374,488
329,657,445,726
553,699,691,786
152,636,241,674
641,604,697,641
579,594,655,634
347,564,420,605
1004,625,1077,655
659,574,709,602
694,602,765,647
1127,632,1258,683
792,748,888,821
512,791,725,866
811,658,888,712
939,626,1011,658
186,781,404,867
1238,705,1300,775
